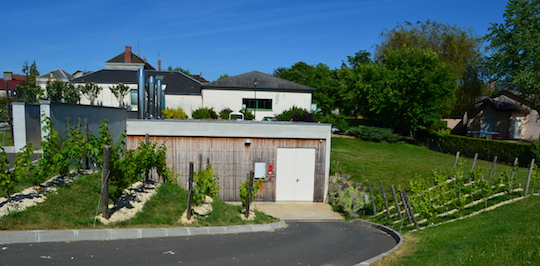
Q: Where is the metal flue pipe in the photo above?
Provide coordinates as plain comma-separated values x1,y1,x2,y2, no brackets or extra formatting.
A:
156,76,164,118
148,75,156,118
137,69,146,119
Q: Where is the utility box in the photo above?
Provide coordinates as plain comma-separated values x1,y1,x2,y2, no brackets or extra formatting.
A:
254,162,266,179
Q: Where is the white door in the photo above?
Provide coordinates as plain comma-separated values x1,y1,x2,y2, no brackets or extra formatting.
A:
275,148,316,201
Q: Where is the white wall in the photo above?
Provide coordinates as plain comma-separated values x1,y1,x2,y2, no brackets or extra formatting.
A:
164,95,203,118
202,89,312,120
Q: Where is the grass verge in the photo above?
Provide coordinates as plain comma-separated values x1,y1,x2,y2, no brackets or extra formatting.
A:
376,196,540,265
0,173,278,230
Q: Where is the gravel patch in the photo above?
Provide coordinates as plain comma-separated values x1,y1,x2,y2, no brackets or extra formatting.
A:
97,181,161,224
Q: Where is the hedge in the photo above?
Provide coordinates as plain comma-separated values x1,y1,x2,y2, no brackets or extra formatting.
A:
434,133,534,167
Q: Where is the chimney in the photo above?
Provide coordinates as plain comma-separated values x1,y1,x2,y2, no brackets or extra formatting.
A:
158,60,161,71
125,46,132,63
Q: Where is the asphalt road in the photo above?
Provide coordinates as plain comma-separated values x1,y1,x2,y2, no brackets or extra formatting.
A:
0,221,397,266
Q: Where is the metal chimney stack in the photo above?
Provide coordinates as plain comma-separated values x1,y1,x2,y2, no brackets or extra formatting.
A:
137,69,146,119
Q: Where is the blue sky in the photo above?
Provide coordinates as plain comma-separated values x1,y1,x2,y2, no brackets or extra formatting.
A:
2,0,509,82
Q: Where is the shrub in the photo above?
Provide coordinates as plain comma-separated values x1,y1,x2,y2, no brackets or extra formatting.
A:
162,107,188,119
347,125,401,143
239,175,262,209
192,164,220,206
240,109,255,120
219,108,233,119
192,107,218,119
276,106,313,121
318,114,350,133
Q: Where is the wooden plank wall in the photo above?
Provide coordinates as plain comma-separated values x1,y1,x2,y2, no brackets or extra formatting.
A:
127,136,327,202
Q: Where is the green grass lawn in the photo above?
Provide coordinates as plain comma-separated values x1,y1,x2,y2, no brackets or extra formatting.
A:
0,130,13,146
378,196,540,265
0,173,277,230
331,137,540,265
331,137,530,189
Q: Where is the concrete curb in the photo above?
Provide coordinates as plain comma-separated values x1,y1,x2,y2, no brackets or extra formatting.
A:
351,219,404,265
0,221,286,245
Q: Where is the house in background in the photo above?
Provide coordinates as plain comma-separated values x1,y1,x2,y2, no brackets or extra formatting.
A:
35,69,74,89
1,72,25,97
201,71,314,121
69,46,314,119
467,91,540,141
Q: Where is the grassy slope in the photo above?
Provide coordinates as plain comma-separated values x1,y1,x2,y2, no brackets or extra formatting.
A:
331,137,539,265
380,196,540,265
331,137,526,188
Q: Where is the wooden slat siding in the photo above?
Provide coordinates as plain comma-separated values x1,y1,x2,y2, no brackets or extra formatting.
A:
127,136,327,202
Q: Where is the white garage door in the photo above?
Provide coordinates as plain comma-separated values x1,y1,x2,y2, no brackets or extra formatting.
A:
275,148,316,201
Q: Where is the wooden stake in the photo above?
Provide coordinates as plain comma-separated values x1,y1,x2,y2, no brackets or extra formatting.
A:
380,183,390,219
186,162,194,220
391,185,403,221
402,190,420,230
525,159,535,197
453,151,460,167
369,185,377,214
489,155,498,182
245,171,254,218
101,145,111,219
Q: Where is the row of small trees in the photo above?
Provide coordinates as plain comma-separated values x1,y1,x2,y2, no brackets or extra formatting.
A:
0,117,172,203
163,105,316,122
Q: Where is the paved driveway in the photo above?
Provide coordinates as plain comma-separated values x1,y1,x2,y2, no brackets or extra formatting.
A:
0,221,398,265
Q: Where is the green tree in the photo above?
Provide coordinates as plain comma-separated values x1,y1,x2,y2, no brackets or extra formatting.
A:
14,83,41,103
218,74,230,80
375,20,484,115
81,83,102,105
109,84,130,107
28,61,39,84
45,80,80,103
273,62,341,114
484,0,540,105
342,48,456,130
167,66,192,77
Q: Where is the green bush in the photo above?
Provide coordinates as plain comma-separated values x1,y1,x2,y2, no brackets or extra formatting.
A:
192,164,220,206
219,108,233,119
239,175,262,209
192,107,218,119
162,107,188,119
276,106,313,121
318,114,350,133
430,131,533,166
240,109,255,120
346,125,401,143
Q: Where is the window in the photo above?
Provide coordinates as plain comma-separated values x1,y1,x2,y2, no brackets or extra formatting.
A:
243,98,272,110
130,90,138,106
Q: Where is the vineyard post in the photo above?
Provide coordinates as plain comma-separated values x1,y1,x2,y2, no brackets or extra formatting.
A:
400,190,413,225
101,145,111,219
472,153,478,170
402,190,420,230
489,155,498,182
186,162,194,220
510,157,519,179
245,171,254,218
84,118,89,169
369,185,377,214
525,159,535,197
391,185,403,221
145,134,150,181
453,151,460,167
380,183,390,218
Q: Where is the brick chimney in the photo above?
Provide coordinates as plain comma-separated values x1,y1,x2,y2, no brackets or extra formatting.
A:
158,60,161,71
124,46,132,63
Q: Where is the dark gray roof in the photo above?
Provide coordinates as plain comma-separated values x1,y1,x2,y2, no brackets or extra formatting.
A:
203,71,315,92
71,69,201,95
37,69,73,80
